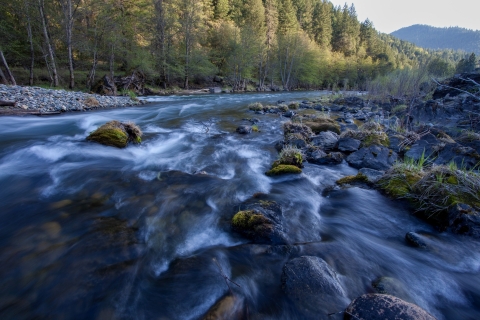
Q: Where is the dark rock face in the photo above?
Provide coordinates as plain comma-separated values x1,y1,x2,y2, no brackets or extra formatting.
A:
311,131,339,151
448,203,480,238
345,294,436,320
337,137,361,152
405,232,427,248
405,133,439,161
433,143,480,169
308,150,344,165
433,72,480,99
231,200,288,245
346,146,397,171
282,256,347,318
236,125,252,134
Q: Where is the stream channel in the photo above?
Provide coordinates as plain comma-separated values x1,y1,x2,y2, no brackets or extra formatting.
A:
0,91,479,319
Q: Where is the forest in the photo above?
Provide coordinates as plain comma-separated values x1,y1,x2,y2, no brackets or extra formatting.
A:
0,0,476,92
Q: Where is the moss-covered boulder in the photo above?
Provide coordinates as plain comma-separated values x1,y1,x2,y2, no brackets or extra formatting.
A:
304,118,341,134
231,199,287,244
87,120,142,148
266,164,302,176
336,173,369,186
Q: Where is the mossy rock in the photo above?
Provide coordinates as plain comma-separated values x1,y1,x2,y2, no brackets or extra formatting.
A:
232,210,270,231
304,118,340,134
266,164,302,176
362,132,390,147
378,170,423,198
87,120,142,148
336,173,369,186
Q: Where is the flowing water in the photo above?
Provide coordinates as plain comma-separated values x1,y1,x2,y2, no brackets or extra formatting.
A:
0,92,479,319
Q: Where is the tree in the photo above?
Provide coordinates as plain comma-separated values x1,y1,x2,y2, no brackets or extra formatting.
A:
38,0,59,87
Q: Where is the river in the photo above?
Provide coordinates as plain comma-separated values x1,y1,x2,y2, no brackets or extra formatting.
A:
0,92,479,319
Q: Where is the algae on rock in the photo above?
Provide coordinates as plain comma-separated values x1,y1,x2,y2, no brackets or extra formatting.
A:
87,120,142,148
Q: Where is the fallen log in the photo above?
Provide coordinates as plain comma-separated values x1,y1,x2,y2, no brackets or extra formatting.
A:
0,100,16,106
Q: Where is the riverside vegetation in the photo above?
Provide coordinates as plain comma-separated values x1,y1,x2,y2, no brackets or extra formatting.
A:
0,0,477,94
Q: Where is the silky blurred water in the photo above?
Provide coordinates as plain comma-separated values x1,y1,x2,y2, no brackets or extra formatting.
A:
0,91,479,319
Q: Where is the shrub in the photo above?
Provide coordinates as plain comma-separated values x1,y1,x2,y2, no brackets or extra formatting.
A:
248,102,263,111
276,145,304,168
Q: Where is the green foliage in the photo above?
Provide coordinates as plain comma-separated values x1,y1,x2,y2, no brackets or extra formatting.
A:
248,102,263,111
251,124,259,132
276,145,304,168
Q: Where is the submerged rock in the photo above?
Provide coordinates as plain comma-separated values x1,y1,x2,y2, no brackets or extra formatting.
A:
405,232,428,248
344,294,436,320
86,120,142,148
282,256,347,318
372,277,412,302
236,125,252,134
231,200,287,245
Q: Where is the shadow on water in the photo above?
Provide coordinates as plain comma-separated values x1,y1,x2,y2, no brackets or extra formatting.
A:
0,91,479,319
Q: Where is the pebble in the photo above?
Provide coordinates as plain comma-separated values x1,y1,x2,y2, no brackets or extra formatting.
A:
0,84,141,113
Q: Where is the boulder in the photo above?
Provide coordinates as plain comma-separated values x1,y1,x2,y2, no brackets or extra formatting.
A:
231,200,288,245
209,87,222,94
405,232,427,248
337,137,361,152
344,294,436,320
236,125,252,134
86,120,142,148
448,203,480,238
346,146,397,171
372,277,412,302
282,256,347,318
311,131,339,151
433,143,480,169
358,168,384,183
304,118,341,134
308,150,344,165
405,133,439,161
265,164,302,176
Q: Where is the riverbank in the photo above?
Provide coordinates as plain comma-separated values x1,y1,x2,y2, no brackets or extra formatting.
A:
0,84,143,116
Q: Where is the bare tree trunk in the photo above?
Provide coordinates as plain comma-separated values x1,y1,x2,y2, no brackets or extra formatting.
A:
155,0,168,89
109,43,115,81
0,67,8,84
0,50,16,86
24,0,35,85
86,23,99,90
63,0,75,89
38,0,58,87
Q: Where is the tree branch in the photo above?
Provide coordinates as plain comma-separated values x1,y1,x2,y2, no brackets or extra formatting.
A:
432,78,480,101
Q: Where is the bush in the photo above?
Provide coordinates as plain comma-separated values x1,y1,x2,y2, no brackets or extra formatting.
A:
248,102,263,111
275,145,304,168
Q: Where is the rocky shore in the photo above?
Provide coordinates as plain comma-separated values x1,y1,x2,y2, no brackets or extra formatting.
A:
0,84,142,116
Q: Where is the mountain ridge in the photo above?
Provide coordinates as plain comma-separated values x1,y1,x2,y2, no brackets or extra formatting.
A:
391,24,480,54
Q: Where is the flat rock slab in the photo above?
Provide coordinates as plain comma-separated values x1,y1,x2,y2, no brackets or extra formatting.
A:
346,146,397,171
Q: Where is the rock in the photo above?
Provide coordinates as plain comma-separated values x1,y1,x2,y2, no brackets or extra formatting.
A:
308,150,344,165
448,203,480,238
337,137,361,152
86,120,142,148
344,294,436,320
405,133,439,161
283,110,295,118
334,96,365,108
433,143,480,169
209,87,222,94
311,131,339,151
231,200,287,245
236,125,252,134
202,295,243,320
405,232,427,248
282,256,347,318
265,164,302,176
304,118,341,134
346,146,397,171
372,277,412,302
358,168,384,183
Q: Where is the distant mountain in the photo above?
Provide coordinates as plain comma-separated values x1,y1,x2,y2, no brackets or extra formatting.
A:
391,25,480,55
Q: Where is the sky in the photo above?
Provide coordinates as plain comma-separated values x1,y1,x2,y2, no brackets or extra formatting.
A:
327,0,480,34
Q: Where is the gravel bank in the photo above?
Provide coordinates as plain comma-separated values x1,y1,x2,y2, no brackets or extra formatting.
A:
0,84,143,116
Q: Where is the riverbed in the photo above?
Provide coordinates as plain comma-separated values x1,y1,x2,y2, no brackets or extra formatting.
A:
0,91,479,319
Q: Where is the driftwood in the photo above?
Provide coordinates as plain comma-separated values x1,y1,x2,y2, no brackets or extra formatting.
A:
114,71,145,94
432,78,480,101
0,100,16,106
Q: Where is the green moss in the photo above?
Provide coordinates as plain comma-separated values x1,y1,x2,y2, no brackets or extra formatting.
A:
87,122,129,148
304,118,340,134
232,210,269,230
278,104,289,112
252,125,259,132
362,132,390,147
265,164,302,176
336,173,368,185
248,102,263,111
288,102,300,110
380,170,423,198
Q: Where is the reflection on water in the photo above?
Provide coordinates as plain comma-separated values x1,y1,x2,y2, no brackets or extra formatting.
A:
0,91,479,319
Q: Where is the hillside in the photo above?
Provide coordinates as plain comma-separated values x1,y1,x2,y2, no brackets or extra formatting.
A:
391,25,480,54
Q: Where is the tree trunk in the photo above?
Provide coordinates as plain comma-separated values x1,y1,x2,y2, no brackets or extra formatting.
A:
109,43,115,82
0,50,16,86
63,0,75,89
24,0,35,86
155,0,168,89
38,0,58,87
0,68,8,84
